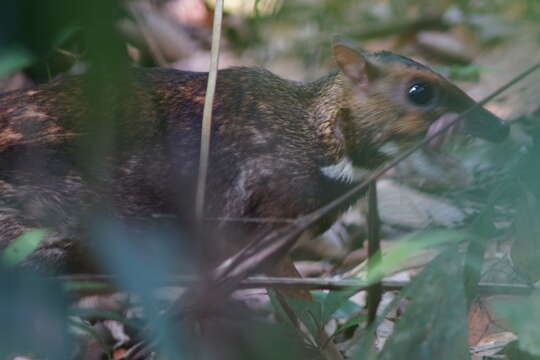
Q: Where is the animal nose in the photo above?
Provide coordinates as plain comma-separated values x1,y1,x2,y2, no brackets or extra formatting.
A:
463,107,510,143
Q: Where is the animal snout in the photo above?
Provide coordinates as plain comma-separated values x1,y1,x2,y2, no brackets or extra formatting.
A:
463,107,510,143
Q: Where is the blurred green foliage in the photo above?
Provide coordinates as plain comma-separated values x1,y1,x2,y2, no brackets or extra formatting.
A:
495,290,540,357
1,229,47,266
270,287,362,344
0,47,33,79
366,230,468,284
1,0,539,359
375,246,468,360
0,268,73,359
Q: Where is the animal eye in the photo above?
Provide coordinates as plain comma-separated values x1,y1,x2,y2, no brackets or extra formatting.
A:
407,82,435,106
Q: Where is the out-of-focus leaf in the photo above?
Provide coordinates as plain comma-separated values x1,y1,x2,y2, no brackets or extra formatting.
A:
0,47,33,78
90,219,193,295
230,316,315,360
463,180,509,304
366,230,467,284
511,191,540,282
376,246,468,360
1,229,47,266
52,25,82,48
62,280,110,293
0,268,72,359
435,64,488,82
89,217,193,357
494,290,540,357
448,64,482,82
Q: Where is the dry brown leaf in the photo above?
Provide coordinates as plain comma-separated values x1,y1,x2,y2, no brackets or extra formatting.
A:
469,299,492,346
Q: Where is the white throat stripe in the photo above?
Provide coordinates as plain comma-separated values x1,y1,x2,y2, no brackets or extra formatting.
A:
379,141,400,157
320,157,369,183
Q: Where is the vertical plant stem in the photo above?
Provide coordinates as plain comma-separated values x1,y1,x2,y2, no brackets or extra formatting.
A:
195,0,224,222
366,182,382,326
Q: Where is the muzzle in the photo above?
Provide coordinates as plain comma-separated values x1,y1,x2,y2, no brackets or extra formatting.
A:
462,106,509,143
426,108,509,149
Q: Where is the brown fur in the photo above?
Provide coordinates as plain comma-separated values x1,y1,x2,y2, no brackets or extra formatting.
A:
0,42,508,272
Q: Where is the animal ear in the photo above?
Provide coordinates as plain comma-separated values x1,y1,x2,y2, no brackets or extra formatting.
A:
332,36,378,87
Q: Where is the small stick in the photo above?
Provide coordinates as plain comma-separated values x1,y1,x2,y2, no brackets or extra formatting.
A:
58,274,536,296
204,216,297,224
366,182,382,326
195,0,224,222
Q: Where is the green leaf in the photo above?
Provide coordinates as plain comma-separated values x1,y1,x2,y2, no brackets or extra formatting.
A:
494,290,540,357
1,229,48,266
268,289,322,336
377,246,469,360
510,192,540,282
0,47,33,78
319,288,362,322
62,280,110,293
269,288,362,340
366,230,467,284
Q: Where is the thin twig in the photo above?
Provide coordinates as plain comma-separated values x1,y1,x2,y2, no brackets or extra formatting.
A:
195,0,224,222
274,291,319,349
58,274,536,296
204,216,297,224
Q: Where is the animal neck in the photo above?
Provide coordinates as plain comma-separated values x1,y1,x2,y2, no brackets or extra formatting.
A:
304,71,389,176
304,71,347,165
